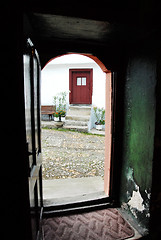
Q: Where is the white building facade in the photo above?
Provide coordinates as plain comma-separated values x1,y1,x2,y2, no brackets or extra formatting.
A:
41,54,106,129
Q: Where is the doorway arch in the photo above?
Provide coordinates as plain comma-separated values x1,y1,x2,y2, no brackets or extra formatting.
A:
43,53,110,74
42,53,112,196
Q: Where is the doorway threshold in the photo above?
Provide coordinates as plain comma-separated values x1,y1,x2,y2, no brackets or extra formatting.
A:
43,176,107,207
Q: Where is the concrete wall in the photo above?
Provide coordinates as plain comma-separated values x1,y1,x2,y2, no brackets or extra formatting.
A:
120,54,156,231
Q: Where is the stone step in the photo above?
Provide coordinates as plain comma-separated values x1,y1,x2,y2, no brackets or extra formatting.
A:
68,105,91,116
65,115,90,121
64,120,88,126
63,125,88,133
69,105,92,110
64,105,91,133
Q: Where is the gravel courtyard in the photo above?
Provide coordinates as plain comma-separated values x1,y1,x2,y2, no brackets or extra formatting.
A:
42,128,105,180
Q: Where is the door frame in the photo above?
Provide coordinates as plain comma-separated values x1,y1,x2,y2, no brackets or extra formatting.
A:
42,54,118,214
69,69,93,104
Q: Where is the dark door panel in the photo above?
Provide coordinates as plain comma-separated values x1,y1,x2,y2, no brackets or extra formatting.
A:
23,38,43,240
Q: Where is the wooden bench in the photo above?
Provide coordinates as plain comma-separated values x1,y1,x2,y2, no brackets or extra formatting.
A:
41,105,56,120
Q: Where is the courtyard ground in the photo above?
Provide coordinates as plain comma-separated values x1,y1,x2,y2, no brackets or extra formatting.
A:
41,128,105,180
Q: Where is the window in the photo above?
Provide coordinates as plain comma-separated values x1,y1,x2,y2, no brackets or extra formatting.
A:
77,77,86,86
77,77,82,86
82,77,86,85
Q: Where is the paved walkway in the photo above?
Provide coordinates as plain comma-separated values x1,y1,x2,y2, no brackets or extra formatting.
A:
43,177,106,206
42,128,105,180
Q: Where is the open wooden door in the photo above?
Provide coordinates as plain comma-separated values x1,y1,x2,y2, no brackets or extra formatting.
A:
23,38,43,240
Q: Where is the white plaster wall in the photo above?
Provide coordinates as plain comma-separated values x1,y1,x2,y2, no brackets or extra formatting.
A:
92,64,106,108
41,54,106,109
41,64,70,106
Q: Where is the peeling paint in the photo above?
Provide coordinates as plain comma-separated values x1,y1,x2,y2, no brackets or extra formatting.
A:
127,167,138,191
128,188,145,212
127,167,134,181
145,189,151,200
127,167,146,214
146,213,150,218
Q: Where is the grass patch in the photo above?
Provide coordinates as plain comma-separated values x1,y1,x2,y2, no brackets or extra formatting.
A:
42,126,104,137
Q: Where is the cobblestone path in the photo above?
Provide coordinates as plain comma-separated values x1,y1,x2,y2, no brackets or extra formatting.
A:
42,129,105,180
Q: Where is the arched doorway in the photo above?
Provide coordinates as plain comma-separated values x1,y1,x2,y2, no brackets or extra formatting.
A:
41,53,112,204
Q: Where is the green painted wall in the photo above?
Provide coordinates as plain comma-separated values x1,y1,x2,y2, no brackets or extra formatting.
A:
120,55,156,229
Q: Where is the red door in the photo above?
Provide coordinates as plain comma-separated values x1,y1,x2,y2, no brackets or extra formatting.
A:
69,69,93,104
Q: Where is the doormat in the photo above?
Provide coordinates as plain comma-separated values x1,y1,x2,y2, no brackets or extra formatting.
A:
43,208,135,240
